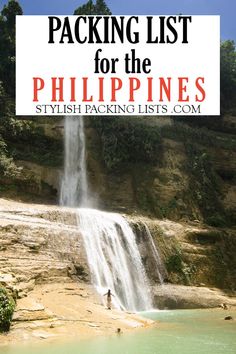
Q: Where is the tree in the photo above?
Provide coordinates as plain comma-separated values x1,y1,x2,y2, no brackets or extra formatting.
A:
74,0,111,15
1,0,22,37
0,0,23,97
94,0,111,15
74,0,95,15
220,40,236,112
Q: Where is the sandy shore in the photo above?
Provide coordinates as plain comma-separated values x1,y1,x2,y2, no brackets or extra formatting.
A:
0,282,154,346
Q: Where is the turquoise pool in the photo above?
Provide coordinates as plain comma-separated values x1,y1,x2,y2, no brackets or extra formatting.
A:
1,309,235,354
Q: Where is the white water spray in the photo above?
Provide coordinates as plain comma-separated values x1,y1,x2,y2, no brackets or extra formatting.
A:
60,116,88,207
60,116,164,311
77,208,152,311
143,223,167,285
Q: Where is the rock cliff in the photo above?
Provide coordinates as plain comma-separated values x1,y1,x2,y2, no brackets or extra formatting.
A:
0,199,235,310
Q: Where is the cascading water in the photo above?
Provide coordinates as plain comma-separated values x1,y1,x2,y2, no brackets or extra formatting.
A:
60,116,162,311
60,116,88,207
77,208,152,311
143,223,167,285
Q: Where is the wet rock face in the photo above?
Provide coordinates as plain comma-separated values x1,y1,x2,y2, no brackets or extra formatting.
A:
127,215,236,291
0,203,90,298
16,161,61,193
152,284,236,309
1,199,235,310
129,221,168,284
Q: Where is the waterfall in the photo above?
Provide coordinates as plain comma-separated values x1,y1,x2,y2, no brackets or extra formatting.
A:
143,223,167,285
77,208,152,312
60,116,88,207
60,116,162,312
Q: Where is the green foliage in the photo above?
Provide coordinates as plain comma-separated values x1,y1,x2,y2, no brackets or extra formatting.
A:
166,248,196,285
0,0,23,97
0,114,63,167
185,143,227,225
158,121,234,225
160,121,236,150
0,153,21,179
74,0,94,15
220,40,236,112
1,0,22,33
135,192,179,219
166,250,183,273
0,0,62,197
4,120,63,167
165,41,236,132
74,0,111,15
0,133,20,178
1,117,34,140
205,214,227,227
0,287,15,332
0,2,24,179
133,178,159,215
0,81,7,114
158,198,178,218
10,141,63,168
92,117,162,170
94,0,111,15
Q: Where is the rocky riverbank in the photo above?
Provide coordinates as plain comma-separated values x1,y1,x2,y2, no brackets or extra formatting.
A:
0,282,153,346
0,198,154,345
153,284,236,309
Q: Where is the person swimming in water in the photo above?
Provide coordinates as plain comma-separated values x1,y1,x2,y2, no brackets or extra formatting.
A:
103,289,114,310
